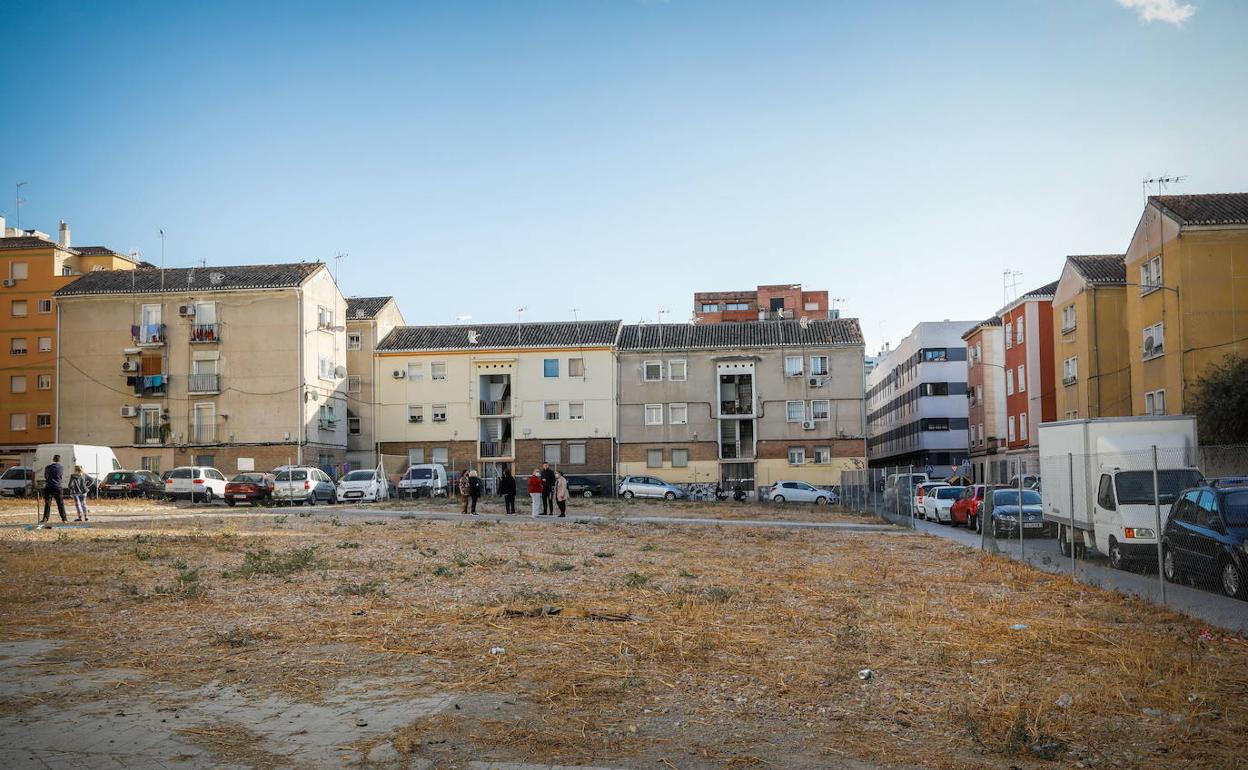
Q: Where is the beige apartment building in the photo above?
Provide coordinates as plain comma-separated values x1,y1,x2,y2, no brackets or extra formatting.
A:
962,317,1007,482
344,296,405,471
374,321,622,485
617,320,866,489
54,263,348,475
1051,254,1131,419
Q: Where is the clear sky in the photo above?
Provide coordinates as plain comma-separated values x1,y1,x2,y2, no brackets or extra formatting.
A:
2,0,1245,351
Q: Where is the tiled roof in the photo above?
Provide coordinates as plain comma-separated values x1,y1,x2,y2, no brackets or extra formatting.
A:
73,245,131,260
618,319,864,351
1151,193,1248,226
1020,280,1059,299
961,317,1002,340
378,320,623,352
54,262,324,296
1068,254,1126,285
0,236,60,251
346,296,393,320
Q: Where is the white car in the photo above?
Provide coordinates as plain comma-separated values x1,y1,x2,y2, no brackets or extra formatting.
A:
0,467,34,497
921,485,965,523
336,469,389,503
767,481,836,505
272,467,337,505
165,466,228,503
911,481,950,514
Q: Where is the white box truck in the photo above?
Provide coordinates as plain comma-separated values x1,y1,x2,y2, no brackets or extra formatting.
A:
32,444,122,488
1039,416,1202,569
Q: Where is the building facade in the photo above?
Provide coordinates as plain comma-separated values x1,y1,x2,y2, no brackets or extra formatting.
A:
1124,194,1248,417
865,321,976,474
962,318,1007,482
999,282,1057,470
618,320,866,489
54,263,348,475
344,296,405,471
373,321,621,486
1,218,135,467
1051,255,1130,420
694,284,831,324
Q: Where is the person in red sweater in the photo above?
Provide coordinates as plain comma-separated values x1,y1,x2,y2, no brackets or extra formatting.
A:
528,469,544,518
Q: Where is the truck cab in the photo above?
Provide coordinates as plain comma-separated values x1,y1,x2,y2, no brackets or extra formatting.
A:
1092,465,1203,568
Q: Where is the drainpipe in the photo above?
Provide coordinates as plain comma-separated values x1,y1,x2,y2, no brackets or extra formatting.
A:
55,302,61,442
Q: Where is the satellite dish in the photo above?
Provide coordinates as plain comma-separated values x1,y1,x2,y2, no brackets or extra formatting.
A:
209,272,225,285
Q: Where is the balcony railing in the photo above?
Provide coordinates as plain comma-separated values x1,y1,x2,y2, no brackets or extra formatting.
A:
1063,375,1077,386
720,444,756,460
190,323,221,343
479,441,513,459
318,418,338,432
130,375,168,397
188,422,217,444
132,323,166,346
134,424,164,445
719,400,754,416
187,373,220,393
478,398,511,416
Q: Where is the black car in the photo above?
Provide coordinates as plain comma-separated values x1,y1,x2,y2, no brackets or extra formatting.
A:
565,475,605,498
101,470,166,498
1162,486,1248,599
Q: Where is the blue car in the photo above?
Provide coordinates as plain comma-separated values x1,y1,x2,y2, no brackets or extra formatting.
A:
988,489,1049,537
1162,485,1248,599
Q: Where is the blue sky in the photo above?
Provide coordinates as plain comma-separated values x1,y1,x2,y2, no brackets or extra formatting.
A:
2,0,1245,351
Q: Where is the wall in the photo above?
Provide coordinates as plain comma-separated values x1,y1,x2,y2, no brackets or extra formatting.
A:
1052,266,1132,420
345,299,404,468
298,269,350,458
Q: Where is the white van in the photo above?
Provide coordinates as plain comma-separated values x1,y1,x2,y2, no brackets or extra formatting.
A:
32,444,121,487
397,464,448,497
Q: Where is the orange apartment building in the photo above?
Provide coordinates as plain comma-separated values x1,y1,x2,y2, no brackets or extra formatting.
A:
0,218,136,466
999,281,1057,474
694,284,831,323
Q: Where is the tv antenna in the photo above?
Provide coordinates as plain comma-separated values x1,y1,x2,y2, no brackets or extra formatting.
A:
334,252,347,287
14,181,26,231
1003,270,1023,306
1142,175,1186,199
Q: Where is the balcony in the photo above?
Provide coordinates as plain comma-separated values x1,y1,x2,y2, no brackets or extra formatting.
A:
190,323,221,343
134,424,164,445
478,398,511,416
719,443,756,460
129,375,168,397
1063,375,1077,386
188,422,217,444
188,373,221,394
479,441,514,459
719,400,754,416
317,418,338,432
132,323,166,347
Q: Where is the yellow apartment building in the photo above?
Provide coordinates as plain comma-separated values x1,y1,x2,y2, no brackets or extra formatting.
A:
1051,254,1131,419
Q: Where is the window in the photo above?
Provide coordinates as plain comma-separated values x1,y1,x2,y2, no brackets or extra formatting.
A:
811,400,831,420
813,446,831,464
10,375,26,393
347,375,361,393
568,358,585,377
1063,357,1078,383
922,348,948,362
544,402,560,420
978,423,984,443
431,404,447,422
1145,389,1167,416
543,358,559,378
970,424,977,444
430,362,447,380
804,301,819,311
10,337,27,355
1017,364,1025,392
646,449,664,468
317,305,334,328
1097,474,1116,510
407,405,423,423
725,302,750,311
671,448,689,467
568,443,586,465
784,356,804,377
810,356,829,376
1020,413,1028,440
408,447,425,465
788,447,806,465
10,413,26,431
195,302,217,328
348,417,361,435
431,447,449,464
1015,317,1024,344
346,333,361,350
10,300,27,317
319,355,336,380
543,443,561,464
1140,255,1162,294
10,262,27,280
1006,369,1014,395
318,403,335,425
668,360,687,381
568,401,584,421
975,384,983,402
406,362,424,380
643,361,663,381
1008,415,1016,442
141,456,161,473
644,404,663,425
701,303,719,313
1005,327,1012,349
669,403,688,425
786,400,805,422
37,374,51,390
37,299,52,314
1143,322,1165,359
193,455,215,468
1061,304,1076,331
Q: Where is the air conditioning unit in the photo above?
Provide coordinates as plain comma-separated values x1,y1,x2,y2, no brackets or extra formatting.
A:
2,278,15,288
120,405,138,418
808,376,827,387
178,305,196,317
392,369,406,379
121,360,138,372
802,419,816,430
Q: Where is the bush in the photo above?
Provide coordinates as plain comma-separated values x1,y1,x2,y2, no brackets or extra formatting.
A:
226,546,320,578
623,572,649,588
1188,355,1248,444
333,580,387,597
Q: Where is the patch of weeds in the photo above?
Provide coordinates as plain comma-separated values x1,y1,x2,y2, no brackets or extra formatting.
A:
451,549,473,567
548,546,574,556
155,566,205,599
212,627,260,647
431,565,457,578
133,547,160,561
364,520,387,526
134,534,157,545
502,587,564,604
225,546,320,579
594,550,615,558
273,515,288,524
537,561,575,573
333,580,387,597
336,541,362,549
297,510,312,518
173,559,188,570
623,572,649,588
678,569,696,578
639,543,656,552
328,516,342,527
701,585,735,603
56,531,71,543
399,514,417,520
117,581,144,598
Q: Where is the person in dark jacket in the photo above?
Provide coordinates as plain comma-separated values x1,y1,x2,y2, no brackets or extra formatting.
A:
541,463,557,515
467,469,482,514
499,468,517,514
41,454,68,526
68,465,91,522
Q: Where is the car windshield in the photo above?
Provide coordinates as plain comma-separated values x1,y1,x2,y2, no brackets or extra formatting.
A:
1223,491,1248,527
106,472,132,482
275,470,308,481
993,490,1041,506
936,487,964,500
342,470,375,481
407,468,432,479
231,474,264,482
2,468,26,480
1115,470,1203,505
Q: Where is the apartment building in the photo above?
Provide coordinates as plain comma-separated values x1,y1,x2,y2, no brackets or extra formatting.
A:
1,218,136,466
865,321,976,473
1052,255,1131,420
1124,194,1248,416
54,263,348,474
694,284,831,324
999,282,1057,470
373,321,621,484
617,320,866,489
962,318,1007,482
344,296,405,471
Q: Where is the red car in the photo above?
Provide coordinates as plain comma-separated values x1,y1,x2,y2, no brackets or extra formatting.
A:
950,484,993,529
225,472,276,506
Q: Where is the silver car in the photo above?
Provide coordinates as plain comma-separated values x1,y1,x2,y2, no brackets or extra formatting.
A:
272,467,338,505
766,481,837,505
0,466,34,497
618,475,686,500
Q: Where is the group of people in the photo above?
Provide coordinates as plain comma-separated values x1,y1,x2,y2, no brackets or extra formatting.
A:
455,462,570,518
37,453,93,527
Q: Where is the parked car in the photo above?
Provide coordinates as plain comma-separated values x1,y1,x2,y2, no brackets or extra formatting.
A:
1209,476,1248,488
1007,474,1042,490
984,488,1047,537
951,484,995,529
921,485,965,523
101,470,165,498
911,481,949,515
565,475,605,498
165,466,229,502
272,467,337,505
396,464,449,498
882,473,929,511
766,480,835,505
336,469,389,502
225,473,276,506
619,475,686,500
0,466,34,497
1162,485,1248,599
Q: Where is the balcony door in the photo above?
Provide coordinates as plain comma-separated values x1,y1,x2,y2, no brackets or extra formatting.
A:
139,406,162,444
193,403,216,443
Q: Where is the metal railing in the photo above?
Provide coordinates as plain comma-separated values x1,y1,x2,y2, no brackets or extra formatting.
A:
134,424,163,444
479,441,513,459
190,323,220,343
133,375,168,396
188,422,217,444
187,373,220,393
478,399,511,416
133,323,165,346
719,400,754,415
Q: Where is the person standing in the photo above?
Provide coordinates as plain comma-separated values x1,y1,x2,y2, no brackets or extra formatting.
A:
554,470,569,517
457,469,470,514
528,469,543,518
41,454,68,526
540,462,557,515
467,469,482,515
68,465,91,522
499,468,516,514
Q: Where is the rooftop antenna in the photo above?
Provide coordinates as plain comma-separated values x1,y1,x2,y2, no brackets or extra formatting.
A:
333,252,347,288
1142,174,1186,200
1003,270,1022,306
159,228,166,292
455,314,472,323
657,308,670,348
517,306,527,346
14,182,26,231
829,297,847,320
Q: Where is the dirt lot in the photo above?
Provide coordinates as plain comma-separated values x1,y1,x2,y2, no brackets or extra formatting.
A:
2,508,1246,769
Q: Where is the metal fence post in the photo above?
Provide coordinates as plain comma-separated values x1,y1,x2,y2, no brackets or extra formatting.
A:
907,464,914,528
1068,452,1076,576
1018,459,1025,561
1152,445,1166,606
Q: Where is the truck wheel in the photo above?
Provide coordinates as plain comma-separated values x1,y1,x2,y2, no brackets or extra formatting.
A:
1162,546,1183,583
1108,538,1128,570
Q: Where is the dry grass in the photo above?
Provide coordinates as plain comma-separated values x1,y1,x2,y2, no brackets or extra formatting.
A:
1,512,1246,769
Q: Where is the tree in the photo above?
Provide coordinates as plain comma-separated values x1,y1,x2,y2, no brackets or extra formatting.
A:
1187,355,1248,445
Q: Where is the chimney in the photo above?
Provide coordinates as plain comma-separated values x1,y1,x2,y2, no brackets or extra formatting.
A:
58,220,71,248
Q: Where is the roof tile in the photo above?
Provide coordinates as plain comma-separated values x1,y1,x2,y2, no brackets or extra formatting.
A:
618,319,863,351
1151,193,1248,226
54,262,324,296
378,320,623,351
1068,254,1126,285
